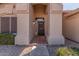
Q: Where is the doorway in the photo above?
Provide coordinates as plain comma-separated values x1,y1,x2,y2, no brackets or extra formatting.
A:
38,21,45,36
36,17,45,36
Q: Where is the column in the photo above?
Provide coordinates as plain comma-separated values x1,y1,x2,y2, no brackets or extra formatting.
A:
47,3,65,45
15,4,30,45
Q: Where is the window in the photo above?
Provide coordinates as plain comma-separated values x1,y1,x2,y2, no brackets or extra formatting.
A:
1,17,10,33
11,17,17,33
1,17,17,33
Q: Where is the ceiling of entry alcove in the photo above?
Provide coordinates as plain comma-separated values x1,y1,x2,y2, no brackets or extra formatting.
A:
32,4,48,14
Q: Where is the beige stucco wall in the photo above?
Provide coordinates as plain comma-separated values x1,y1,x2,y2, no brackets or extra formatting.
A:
29,4,34,41
15,4,30,45
63,13,79,42
0,4,14,14
48,3,65,45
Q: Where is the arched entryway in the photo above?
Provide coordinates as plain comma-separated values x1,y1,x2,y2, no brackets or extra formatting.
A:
30,4,49,44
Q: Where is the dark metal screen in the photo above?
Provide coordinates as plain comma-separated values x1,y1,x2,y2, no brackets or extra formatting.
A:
1,17,10,33
11,17,17,33
1,17,17,33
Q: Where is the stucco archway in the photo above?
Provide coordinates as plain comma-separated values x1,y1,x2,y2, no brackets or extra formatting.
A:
31,4,49,36
29,4,49,44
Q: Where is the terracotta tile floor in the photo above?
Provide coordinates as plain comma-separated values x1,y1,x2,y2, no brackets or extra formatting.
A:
31,36,48,44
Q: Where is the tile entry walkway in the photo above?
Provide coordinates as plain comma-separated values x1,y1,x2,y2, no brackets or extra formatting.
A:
31,36,48,44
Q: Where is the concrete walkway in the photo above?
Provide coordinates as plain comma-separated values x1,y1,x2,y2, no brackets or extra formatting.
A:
0,45,26,56
30,45,49,56
0,45,49,56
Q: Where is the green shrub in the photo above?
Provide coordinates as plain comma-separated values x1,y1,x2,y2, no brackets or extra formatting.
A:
56,47,78,56
0,33,15,45
71,48,79,55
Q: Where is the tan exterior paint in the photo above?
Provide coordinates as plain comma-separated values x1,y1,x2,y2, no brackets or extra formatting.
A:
63,10,79,42
15,4,30,45
48,4,64,45
0,4,14,14
0,3,65,45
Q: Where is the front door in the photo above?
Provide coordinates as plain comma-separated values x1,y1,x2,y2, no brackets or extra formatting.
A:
38,21,45,36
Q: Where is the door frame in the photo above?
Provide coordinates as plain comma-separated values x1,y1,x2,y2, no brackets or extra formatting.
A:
35,17,45,36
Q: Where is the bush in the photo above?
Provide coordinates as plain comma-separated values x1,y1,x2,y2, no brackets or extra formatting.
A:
0,33,15,45
72,48,79,55
56,47,78,56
